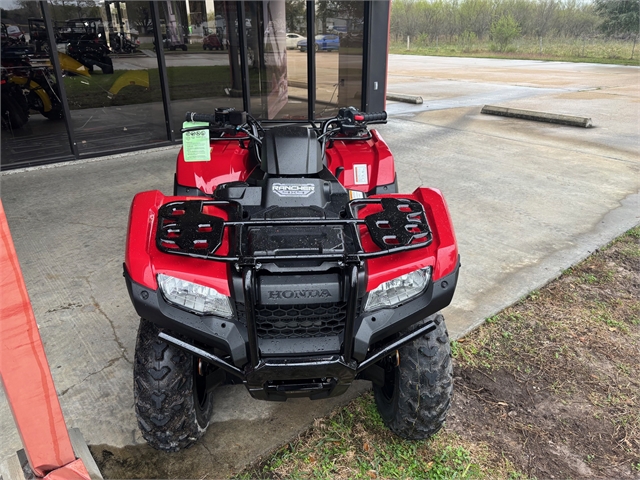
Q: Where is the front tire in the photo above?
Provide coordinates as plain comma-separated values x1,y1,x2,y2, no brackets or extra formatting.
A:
134,319,214,452
373,314,453,440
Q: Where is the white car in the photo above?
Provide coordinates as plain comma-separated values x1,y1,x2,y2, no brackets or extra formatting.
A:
286,33,305,50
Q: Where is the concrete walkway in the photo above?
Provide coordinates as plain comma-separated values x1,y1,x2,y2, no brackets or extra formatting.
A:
1,55,638,478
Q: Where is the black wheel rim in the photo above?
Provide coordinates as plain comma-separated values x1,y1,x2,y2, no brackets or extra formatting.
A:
193,358,209,410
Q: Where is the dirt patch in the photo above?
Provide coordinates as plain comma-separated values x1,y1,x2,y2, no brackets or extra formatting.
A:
449,227,640,478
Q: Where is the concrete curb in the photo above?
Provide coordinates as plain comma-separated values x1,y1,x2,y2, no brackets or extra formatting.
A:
481,105,592,128
386,92,423,104
1,144,180,176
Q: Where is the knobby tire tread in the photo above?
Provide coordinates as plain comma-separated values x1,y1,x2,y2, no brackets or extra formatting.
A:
134,319,213,452
373,314,453,440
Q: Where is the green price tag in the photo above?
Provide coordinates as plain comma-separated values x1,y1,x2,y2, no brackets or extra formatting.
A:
182,122,211,162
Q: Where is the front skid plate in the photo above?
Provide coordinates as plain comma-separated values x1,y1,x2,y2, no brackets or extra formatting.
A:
245,356,357,401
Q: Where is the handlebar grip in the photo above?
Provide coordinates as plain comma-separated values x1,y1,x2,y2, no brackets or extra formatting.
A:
361,111,387,123
184,112,216,123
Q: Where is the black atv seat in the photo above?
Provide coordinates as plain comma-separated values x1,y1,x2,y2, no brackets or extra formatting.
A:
261,125,323,176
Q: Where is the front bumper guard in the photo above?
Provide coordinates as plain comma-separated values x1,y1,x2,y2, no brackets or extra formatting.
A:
159,317,438,401
127,260,458,401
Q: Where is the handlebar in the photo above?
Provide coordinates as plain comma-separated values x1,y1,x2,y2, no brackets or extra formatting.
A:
184,111,217,123
360,111,387,123
184,109,247,126
336,107,387,127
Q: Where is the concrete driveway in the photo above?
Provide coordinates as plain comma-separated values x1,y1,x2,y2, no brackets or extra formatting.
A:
1,55,638,478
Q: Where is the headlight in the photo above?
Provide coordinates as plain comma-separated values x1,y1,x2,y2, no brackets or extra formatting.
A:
364,267,431,312
157,274,233,318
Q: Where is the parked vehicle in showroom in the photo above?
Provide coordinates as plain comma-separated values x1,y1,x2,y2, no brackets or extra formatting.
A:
203,33,225,50
1,37,89,121
297,34,340,52
1,24,26,44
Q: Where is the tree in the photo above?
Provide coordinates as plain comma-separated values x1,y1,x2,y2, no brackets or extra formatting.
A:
533,0,557,52
286,0,305,34
316,1,338,34
130,4,153,34
490,14,521,51
595,0,639,57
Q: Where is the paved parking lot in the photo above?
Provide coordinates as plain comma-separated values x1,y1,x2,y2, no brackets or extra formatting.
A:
1,55,638,478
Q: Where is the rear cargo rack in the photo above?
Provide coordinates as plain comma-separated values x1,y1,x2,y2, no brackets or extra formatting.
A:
156,197,432,264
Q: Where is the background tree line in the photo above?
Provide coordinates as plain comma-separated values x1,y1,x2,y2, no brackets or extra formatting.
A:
390,0,639,51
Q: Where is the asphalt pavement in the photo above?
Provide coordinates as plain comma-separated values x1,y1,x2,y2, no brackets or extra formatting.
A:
1,55,638,478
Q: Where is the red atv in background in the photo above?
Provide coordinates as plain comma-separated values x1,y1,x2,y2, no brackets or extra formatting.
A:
124,107,459,451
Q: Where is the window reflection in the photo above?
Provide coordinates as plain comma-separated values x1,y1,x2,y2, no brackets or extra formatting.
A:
50,1,167,155
1,2,73,166
315,0,364,118
248,0,309,120
158,1,243,129
1,0,370,168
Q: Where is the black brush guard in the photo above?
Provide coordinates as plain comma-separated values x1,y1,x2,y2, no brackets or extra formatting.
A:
152,196,440,399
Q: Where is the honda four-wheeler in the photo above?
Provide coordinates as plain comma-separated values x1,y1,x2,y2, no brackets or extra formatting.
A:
124,107,460,451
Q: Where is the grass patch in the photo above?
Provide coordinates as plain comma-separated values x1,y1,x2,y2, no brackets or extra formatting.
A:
390,37,640,66
238,393,512,480
63,65,260,110
453,225,639,477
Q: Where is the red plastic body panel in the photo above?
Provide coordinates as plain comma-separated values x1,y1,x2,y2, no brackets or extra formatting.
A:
362,188,458,292
0,201,87,479
325,130,396,192
176,130,395,196
125,190,231,295
125,187,457,296
175,140,256,194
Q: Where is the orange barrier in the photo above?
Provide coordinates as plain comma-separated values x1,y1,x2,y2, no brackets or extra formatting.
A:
0,200,90,479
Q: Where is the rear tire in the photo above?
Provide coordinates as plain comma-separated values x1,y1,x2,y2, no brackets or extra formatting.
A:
373,314,453,440
1,92,29,130
134,319,214,452
101,57,114,74
42,107,64,120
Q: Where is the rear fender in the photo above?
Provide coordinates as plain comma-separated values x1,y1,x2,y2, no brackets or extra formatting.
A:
9,76,52,112
363,187,457,292
125,190,231,295
325,129,395,193
175,140,257,194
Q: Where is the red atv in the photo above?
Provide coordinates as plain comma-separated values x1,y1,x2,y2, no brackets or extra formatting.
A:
124,107,459,451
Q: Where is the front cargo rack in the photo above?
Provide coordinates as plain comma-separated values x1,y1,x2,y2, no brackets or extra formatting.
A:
156,197,432,264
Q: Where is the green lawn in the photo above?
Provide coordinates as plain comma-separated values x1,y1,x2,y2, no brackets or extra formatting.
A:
63,65,259,110
390,37,639,66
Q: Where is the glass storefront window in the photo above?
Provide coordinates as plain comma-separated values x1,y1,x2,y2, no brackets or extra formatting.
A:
1,2,73,167
158,0,244,130
246,0,309,120
1,0,373,168
48,1,167,155
315,0,364,118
